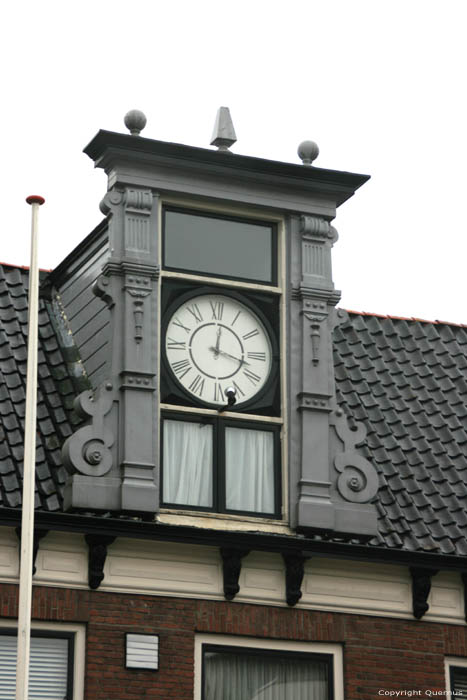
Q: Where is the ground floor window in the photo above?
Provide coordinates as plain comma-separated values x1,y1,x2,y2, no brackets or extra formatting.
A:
447,661,467,696
0,622,84,700
195,635,343,700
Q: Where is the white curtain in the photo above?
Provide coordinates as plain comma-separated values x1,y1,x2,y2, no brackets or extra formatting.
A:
163,419,213,507
225,427,274,513
204,650,329,700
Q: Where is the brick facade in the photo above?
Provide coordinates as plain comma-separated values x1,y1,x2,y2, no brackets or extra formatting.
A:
1,583,465,698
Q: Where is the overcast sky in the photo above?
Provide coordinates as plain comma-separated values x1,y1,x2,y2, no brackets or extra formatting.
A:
2,0,466,322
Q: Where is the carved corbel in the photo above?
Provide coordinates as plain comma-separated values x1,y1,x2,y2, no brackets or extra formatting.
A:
461,573,467,622
220,548,250,601
85,534,116,590
15,528,49,576
93,275,114,308
331,408,379,504
300,215,339,243
282,552,309,606
62,382,114,477
410,567,438,619
99,190,124,216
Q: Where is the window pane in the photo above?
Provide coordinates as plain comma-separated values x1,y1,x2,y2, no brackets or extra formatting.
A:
225,427,275,514
204,649,329,700
0,635,69,699
164,210,274,283
163,419,213,507
451,666,467,695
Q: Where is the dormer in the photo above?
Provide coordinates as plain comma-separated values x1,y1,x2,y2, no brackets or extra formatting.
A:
59,109,378,539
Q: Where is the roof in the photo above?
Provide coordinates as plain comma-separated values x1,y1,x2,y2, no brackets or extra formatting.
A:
1,263,467,559
334,311,467,556
0,264,88,510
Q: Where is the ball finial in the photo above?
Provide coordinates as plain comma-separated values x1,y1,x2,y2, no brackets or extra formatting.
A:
297,140,319,166
124,109,147,136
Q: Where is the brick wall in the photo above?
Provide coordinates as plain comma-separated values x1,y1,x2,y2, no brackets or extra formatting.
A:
1,583,466,698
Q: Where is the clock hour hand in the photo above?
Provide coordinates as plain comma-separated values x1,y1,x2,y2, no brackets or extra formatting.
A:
214,327,222,358
209,346,249,366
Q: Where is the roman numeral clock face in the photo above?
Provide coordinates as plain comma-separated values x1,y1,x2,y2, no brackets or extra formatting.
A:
164,294,273,407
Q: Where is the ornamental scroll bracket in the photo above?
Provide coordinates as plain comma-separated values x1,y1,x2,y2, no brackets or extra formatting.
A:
62,382,114,477
93,275,114,309
330,407,379,504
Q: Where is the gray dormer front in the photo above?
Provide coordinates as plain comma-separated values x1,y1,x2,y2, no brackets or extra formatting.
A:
60,117,378,538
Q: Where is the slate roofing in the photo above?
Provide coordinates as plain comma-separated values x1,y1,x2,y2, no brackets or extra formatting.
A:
1,262,467,558
334,311,467,556
0,263,88,511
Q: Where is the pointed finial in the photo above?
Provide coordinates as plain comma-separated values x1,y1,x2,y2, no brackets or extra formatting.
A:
124,109,147,136
298,140,319,166
210,107,237,151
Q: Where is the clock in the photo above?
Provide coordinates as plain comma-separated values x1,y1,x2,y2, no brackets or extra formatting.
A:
164,292,273,407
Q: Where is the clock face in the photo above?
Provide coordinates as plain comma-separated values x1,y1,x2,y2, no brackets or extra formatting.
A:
164,293,273,407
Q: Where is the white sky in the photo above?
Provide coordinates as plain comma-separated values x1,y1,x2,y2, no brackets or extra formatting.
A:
1,0,466,322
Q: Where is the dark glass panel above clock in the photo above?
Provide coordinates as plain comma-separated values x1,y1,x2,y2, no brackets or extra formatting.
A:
163,208,276,284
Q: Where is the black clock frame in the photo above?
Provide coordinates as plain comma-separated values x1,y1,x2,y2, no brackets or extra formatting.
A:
161,281,281,416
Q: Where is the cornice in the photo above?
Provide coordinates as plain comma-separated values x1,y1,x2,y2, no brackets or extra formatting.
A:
0,508,465,573
83,130,370,207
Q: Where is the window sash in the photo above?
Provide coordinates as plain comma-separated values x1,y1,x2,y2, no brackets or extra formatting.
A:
202,645,333,700
450,666,467,695
0,631,73,700
163,207,277,285
161,413,281,517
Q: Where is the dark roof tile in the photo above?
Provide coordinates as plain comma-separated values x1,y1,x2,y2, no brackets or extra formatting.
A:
334,312,467,557
0,264,89,512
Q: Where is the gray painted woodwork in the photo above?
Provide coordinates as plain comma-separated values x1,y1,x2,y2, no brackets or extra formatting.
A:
56,228,110,388
62,128,377,534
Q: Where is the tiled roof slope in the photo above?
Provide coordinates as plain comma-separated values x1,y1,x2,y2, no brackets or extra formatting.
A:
2,261,467,558
0,264,87,511
334,311,467,556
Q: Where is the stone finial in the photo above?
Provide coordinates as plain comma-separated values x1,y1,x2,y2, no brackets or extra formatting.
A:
298,140,319,166
124,109,147,136
210,106,237,151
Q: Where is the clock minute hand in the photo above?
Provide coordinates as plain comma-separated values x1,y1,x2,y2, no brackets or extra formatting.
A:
208,347,250,366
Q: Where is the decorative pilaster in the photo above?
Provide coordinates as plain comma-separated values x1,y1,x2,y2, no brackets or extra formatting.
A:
63,186,160,514
294,216,340,531
290,214,378,537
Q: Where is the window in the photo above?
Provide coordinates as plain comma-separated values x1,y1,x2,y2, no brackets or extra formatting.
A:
160,204,284,522
161,414,281,517
0,623,84,700
194,635,344,700
446,658,467,696
163,208,276,284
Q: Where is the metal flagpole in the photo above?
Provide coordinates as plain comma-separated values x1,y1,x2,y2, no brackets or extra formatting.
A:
16,195,45,700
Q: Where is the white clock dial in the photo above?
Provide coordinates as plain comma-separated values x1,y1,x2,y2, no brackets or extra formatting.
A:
165,294,273,406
